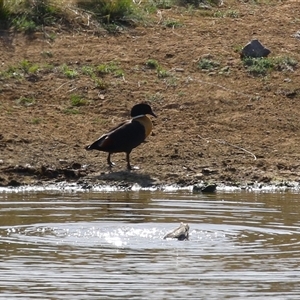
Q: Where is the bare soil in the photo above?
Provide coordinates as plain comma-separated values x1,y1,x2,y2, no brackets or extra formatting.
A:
1,0,300,188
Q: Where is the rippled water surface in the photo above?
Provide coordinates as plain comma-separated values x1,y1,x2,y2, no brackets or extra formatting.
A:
1,189,300,299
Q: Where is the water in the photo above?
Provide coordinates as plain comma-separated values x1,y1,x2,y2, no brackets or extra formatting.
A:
1,189,300,299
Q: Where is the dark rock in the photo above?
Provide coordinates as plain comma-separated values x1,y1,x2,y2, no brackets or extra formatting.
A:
8,179,21,187
164,223,189,241
63,169,77,178
241,39,271,58
202,168,218,175
193,183,217,193
71,162,82,169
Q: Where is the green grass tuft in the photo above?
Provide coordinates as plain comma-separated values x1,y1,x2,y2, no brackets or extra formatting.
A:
198,58,220,70
70,94,88,107
77,0,137,25
61,64,78,79
16,96,35,106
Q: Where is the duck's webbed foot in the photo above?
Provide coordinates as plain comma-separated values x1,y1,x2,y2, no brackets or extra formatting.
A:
107,153,116,168
126,153,139,171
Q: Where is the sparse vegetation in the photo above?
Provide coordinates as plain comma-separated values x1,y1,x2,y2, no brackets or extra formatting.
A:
146,59,159,69
146,59,170,78
16,96,35,106
198,58,220,71
0,60,40,80
242,56,297,76
146,92,164,102
96,61,124,77
31,118,41,124
41,51,53,58
214,10,240,18
77,0,139,25
61,64,78,79
63,108,80,115
70,94,88,107
1,0,63,32
20,59,39,74
82,65,95,76
163,19,183,28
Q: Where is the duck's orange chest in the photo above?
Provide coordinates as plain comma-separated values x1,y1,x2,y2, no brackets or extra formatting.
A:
135,116,153,138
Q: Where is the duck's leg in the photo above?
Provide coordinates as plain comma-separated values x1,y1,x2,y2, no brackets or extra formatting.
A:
107,153,115,168
126,152,139,170
126,152,132,170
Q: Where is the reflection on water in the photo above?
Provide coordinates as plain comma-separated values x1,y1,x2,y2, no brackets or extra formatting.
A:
1,190,300,299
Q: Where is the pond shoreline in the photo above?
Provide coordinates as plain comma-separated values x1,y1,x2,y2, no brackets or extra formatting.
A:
1,178,300,193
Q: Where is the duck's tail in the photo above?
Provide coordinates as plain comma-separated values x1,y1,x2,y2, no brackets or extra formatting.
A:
85,135,107,151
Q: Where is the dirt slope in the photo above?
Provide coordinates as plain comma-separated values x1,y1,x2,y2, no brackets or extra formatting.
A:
1,0,300,188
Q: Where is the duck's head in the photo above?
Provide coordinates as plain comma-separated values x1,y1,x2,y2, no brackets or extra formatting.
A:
131,103,157,118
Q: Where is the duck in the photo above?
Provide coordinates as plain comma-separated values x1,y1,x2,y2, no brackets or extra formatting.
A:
163,223,190,241
85,103,157,170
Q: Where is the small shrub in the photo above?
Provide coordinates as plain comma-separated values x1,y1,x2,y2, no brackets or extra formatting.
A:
146,0,174,10
70,94,87,107
97,62,118,74
61,64,78,79
12,16,37,33
82,65,95,76
16,96,35,106
0,0,10,28
41,51,53,58
20,60,39,74
214,10,240,18
6,0,63,32
146,92,164,102
157,67,170,78
92,75,108,90
63,108,80,115
146,59,159,69
96,62,124,77
242,56,297,77
77,0,136,24
163,19,183,28
146,59,169,78
243,57,273,76
274,56,297,72
31,118,41,124
114,69,125,77
198,58,220,70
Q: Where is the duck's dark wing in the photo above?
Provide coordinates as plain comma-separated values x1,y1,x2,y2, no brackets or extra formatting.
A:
86,120,146,153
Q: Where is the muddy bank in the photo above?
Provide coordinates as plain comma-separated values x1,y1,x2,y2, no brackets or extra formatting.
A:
1,162,299,193
1,1,300,191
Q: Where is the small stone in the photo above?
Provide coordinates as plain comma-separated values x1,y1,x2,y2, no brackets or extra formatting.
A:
175,68,184,72
293,31,300,40
59,159,68,165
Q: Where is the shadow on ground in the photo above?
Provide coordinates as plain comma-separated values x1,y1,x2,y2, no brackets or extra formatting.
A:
92,171,158,187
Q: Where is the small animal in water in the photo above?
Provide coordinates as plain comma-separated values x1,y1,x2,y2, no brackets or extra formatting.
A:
85,103,157,170
163,223,190,241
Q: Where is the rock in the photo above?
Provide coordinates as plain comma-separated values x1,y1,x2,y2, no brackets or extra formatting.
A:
164,223,189,241
241,39,271,58
193,183,217,193
293,31,300,40
71,162,82,169
8,179,21,187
